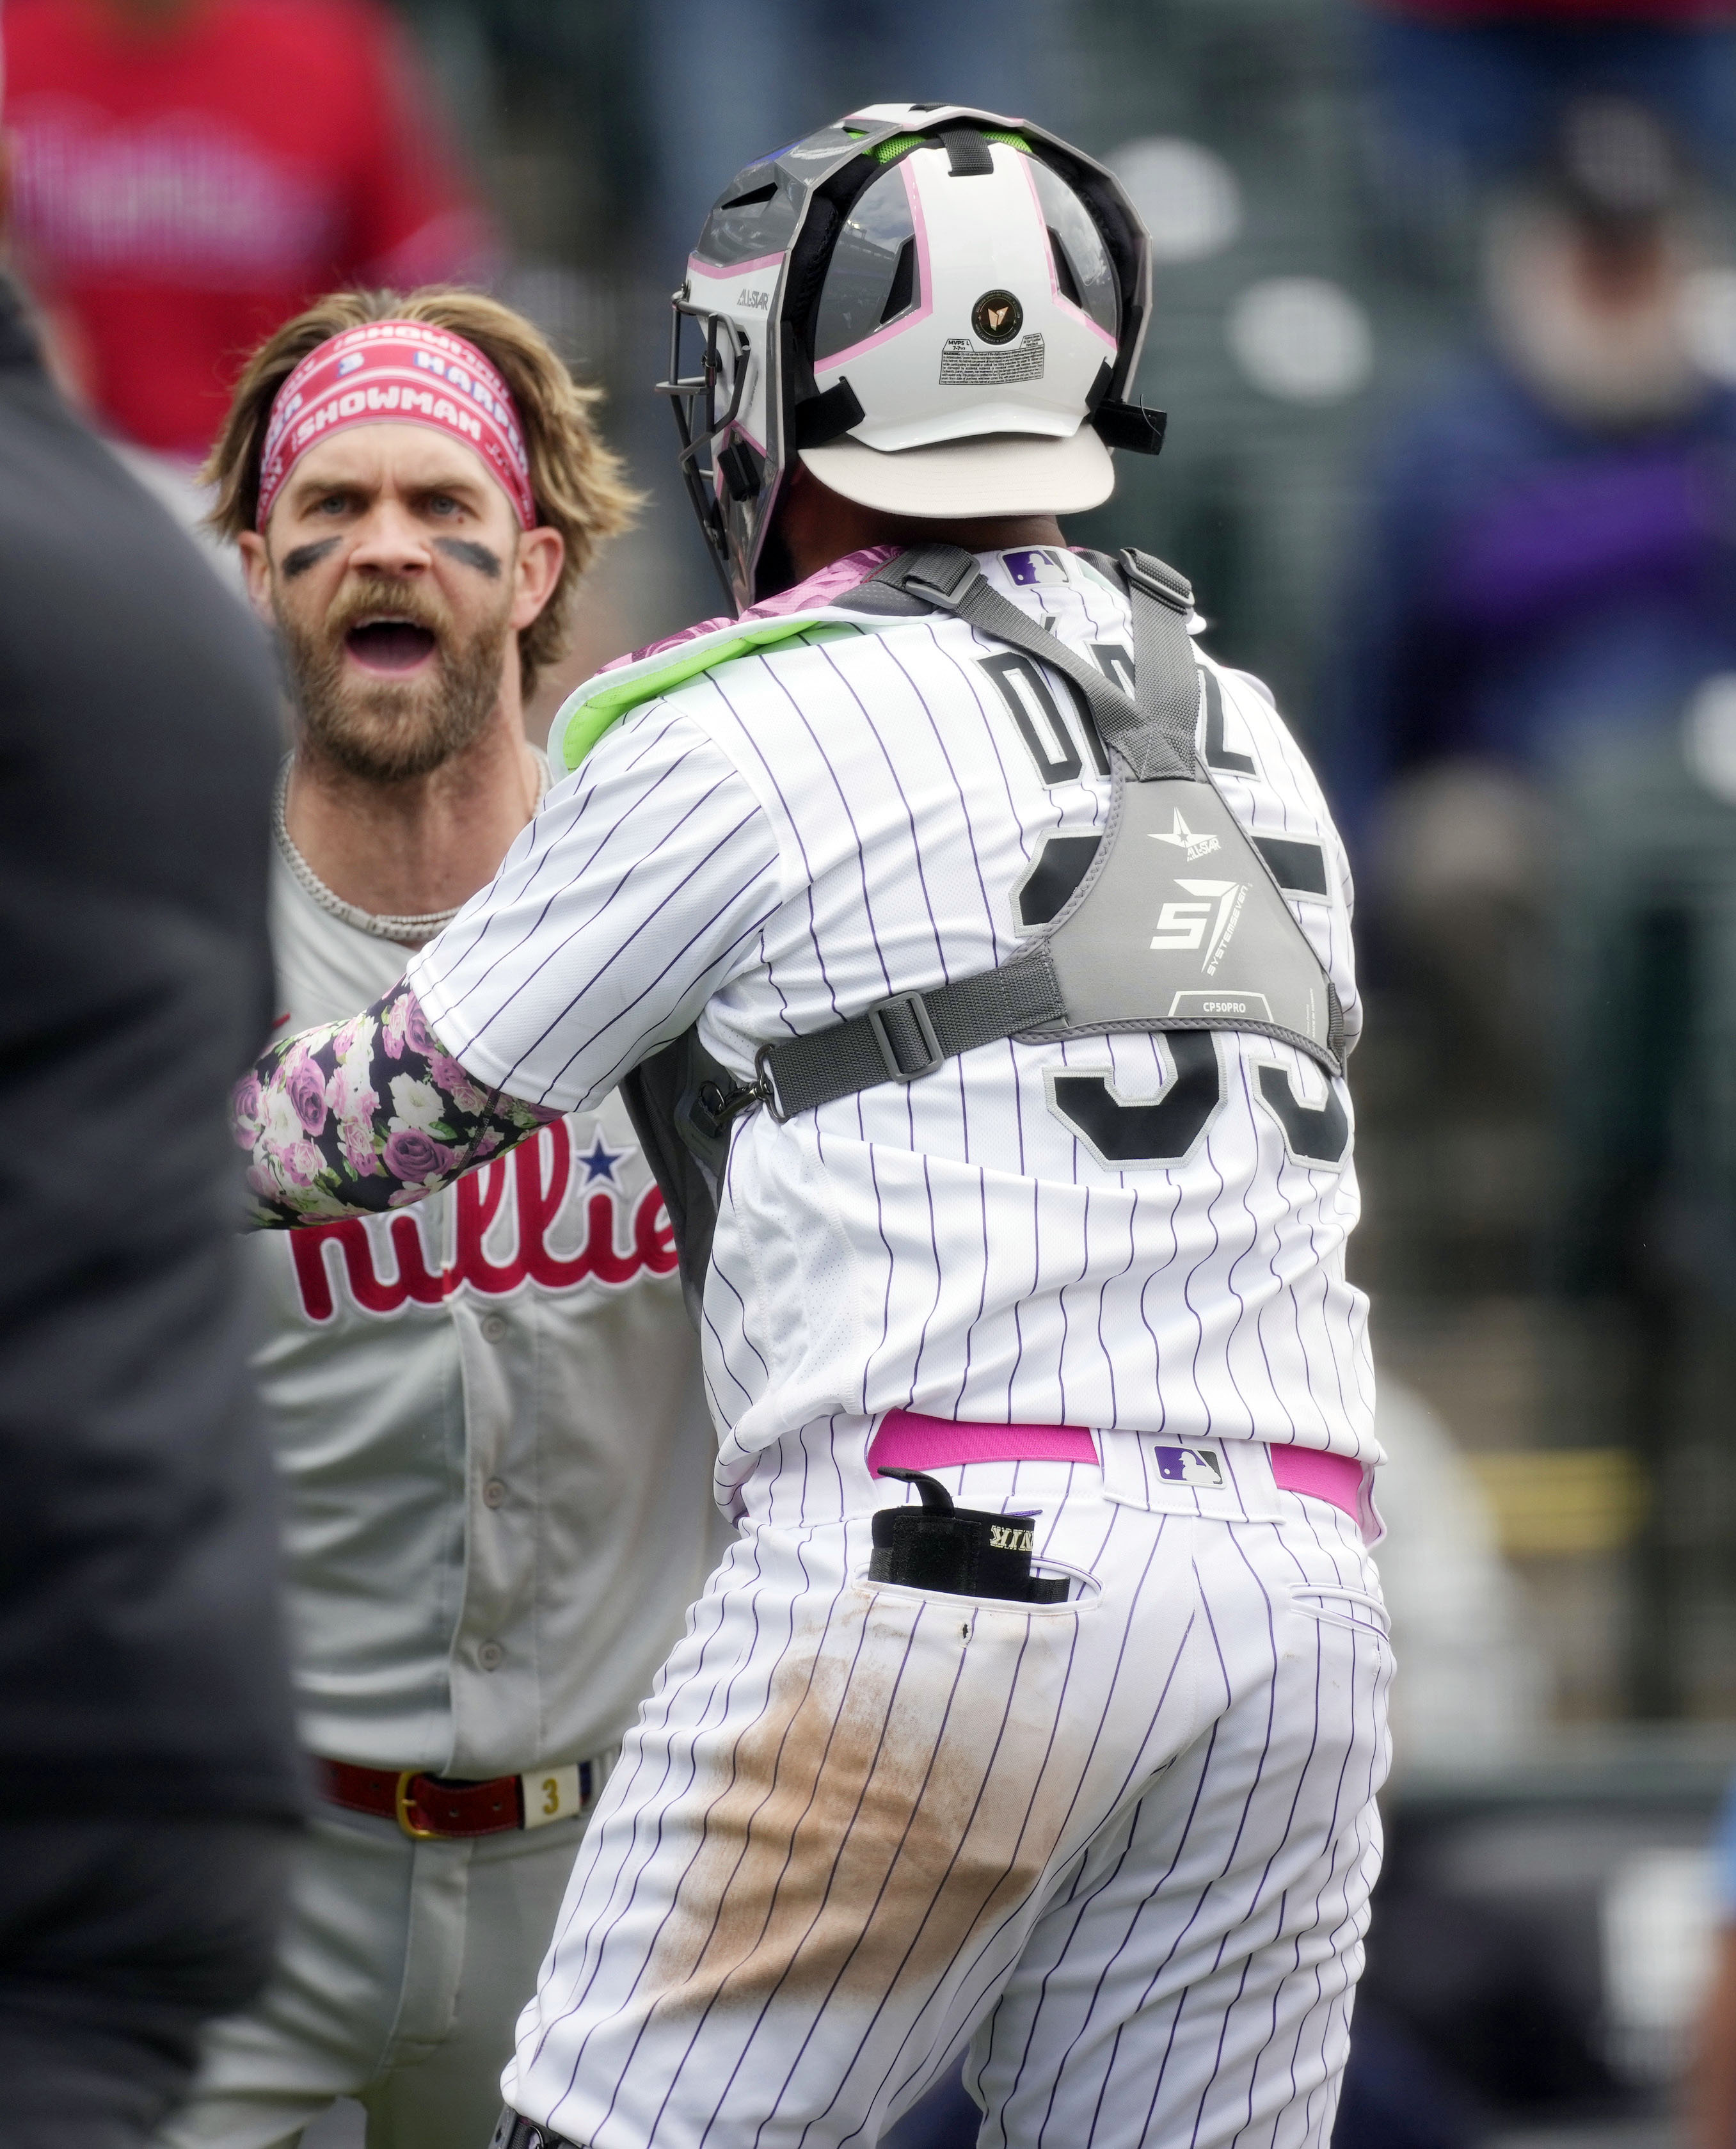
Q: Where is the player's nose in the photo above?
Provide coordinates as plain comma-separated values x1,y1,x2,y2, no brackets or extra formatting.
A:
346,499,434,576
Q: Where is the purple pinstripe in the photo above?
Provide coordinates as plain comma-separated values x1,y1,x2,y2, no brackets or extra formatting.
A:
503,1441,1389,2149
404,551,1385,2148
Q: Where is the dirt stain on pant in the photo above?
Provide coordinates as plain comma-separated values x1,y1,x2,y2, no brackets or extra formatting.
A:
640,1586,1088,2027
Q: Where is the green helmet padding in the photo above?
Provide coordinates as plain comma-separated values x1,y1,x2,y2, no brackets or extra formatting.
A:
870,128,1032,164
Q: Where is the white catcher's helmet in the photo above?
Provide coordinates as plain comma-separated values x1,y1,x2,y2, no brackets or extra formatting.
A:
659,102,1167,611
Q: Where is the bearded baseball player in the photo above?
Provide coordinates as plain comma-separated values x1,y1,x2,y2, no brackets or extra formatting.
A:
158,291,722,2149
232,109,1390,2149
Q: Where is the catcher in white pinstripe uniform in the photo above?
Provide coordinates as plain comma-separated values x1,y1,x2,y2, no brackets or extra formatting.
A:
235,103,1392,2149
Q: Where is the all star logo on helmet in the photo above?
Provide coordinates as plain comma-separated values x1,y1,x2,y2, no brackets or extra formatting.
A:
973,290,1023,344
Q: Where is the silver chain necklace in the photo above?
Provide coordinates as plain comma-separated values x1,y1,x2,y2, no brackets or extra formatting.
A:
273,750,550,948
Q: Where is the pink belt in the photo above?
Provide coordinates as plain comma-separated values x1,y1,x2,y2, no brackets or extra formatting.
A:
868,1409,1366,1525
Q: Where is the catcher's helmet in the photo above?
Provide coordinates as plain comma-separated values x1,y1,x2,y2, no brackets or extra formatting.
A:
658,102,1167,612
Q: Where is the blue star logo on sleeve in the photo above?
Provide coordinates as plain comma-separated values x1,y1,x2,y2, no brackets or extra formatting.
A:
577,1135,622,1185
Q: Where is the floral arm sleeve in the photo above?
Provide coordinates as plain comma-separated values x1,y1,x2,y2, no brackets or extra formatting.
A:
233,979,559,1227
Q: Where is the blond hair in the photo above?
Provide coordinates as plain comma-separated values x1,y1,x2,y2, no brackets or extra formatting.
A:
203,287,639,694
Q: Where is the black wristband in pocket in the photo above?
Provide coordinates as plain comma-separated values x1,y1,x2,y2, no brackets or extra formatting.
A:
869,1471,1069,1603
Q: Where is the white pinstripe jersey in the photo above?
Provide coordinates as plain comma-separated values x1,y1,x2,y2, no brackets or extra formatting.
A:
409,546,1377,1497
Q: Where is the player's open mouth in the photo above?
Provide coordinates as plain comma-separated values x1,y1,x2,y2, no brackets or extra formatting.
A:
345,618,439,673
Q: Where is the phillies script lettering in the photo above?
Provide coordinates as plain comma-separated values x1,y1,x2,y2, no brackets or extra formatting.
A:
290,1120,676,1324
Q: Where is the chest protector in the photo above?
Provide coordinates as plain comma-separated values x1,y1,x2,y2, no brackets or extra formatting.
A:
620,543,1344,1320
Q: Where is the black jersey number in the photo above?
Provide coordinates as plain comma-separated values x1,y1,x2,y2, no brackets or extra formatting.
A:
1254,1063,1350,1165
983,641,1258,788
1046,1033,1223,1165
1046,1036,1350,1169
979,652,1110,781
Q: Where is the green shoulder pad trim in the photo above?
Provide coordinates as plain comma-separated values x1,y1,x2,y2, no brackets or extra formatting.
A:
548,613,864,775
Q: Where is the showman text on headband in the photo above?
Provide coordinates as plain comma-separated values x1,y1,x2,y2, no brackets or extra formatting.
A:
257,320,536,531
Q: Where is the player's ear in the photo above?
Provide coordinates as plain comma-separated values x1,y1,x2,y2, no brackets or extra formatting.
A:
237,531,276,627
509,525,564,634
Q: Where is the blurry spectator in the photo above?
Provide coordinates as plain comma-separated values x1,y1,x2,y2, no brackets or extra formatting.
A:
1335,97,1736,843
1691,1775,1736,2149
1332,101,1736,1112
1336,83,1736,1711
1,0,497,461
1364,1,1736,191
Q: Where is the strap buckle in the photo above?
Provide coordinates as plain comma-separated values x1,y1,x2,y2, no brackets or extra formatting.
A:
866,991,943,1085
894,547,976,606
681,1071,767,1146
754,1043,792,1125
394,1770,440,1841
1119,548,1193,614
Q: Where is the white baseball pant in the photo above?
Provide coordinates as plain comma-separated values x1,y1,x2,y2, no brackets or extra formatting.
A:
503,1434,1393,2149
157,1791,601,2149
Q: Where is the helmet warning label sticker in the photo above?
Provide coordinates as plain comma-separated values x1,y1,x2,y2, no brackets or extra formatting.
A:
940,332,1047,385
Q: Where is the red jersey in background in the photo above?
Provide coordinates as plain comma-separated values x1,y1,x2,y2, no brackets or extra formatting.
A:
2,0,498,457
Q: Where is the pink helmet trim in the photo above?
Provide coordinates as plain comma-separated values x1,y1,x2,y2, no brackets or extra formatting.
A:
1019,155,1119,356
808,158,936,374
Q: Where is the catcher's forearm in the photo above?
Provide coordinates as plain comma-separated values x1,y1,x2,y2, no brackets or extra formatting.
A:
232,979,557,1227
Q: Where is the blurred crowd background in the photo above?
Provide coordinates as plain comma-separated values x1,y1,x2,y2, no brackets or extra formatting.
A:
9,0,1736,2142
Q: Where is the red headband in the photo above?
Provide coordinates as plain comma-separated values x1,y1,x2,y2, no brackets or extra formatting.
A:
256,320,536,531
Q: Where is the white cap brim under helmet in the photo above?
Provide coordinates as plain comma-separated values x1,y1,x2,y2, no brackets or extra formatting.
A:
799,424,1115,518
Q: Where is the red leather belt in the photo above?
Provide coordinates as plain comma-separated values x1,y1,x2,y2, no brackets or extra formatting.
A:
315,1756,597,1840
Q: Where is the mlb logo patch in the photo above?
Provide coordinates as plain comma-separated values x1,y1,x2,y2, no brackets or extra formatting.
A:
1004,548,1068,587
1154,1445,1225,1489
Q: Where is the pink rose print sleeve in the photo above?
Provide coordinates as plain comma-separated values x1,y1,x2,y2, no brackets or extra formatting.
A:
233,980,558,1227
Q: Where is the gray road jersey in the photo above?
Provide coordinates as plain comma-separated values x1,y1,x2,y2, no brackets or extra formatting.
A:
251,846,724,1777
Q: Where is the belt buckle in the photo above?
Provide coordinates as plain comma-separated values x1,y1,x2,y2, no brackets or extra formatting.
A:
394,1770,440,1841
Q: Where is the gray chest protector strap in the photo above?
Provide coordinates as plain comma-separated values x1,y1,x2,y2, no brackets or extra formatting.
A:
757,544,1344,1120
621,542,1342,1316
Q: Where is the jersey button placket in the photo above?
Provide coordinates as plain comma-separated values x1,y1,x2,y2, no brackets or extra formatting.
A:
482,1477,507,1508
477,1640,504,1671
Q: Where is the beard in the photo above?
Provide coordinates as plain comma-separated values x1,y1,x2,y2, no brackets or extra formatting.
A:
277,571,515,783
